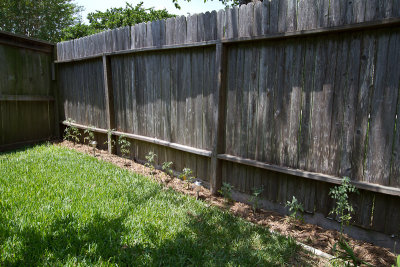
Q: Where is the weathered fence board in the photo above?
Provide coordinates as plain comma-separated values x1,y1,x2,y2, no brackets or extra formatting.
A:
59,59,106,128
0,32,55,150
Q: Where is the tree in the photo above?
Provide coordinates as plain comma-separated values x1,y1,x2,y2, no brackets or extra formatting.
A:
62,2,175,41
172,0,257,9
0,0,81,42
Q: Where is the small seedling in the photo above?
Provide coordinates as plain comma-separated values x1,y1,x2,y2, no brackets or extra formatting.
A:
162,161,173,176
104,128,116,152
84,126,95,145
329,177,364,267
285,196,304,222
249,185,264,213
329,176,358,235
145,151,157,173
218,182,233,203
179,167,195,189
118,135,131,165
63,118,81,145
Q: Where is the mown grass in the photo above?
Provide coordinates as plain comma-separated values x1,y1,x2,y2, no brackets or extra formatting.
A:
0,144,300,266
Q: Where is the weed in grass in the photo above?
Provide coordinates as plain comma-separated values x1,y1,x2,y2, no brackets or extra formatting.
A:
249,185,264,213
63,118,81,145
162,161,173,177
118,135,131,165
179,167,195,189
219,182,233,204
285,196,304,223
0,144,300,266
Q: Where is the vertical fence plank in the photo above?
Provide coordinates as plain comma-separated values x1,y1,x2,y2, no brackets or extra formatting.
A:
197,13,205,42
330,36,349,177
187,14,198,43
286,40,303,168
226,6,239,39
339,33,361,178
351,33,376,182
210,43,227,195
277,0,288,32
365,31,400,185
217,9,226,40
103,55,116,153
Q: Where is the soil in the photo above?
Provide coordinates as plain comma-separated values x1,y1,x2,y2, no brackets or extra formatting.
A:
59,141,396,266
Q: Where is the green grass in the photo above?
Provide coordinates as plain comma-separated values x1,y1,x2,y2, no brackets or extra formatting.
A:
0,144,300,266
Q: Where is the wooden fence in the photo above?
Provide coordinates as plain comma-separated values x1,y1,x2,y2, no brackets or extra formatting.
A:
56,1,400,242
0,31,57,151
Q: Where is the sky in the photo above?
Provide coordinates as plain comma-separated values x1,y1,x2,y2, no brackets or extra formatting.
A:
74,0,226,22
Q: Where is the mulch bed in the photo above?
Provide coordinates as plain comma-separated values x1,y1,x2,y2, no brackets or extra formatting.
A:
59,141,396,266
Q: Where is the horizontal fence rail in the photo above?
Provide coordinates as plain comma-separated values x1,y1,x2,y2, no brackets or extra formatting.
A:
62,121,212,157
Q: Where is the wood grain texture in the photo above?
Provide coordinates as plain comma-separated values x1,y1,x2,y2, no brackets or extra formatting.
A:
0,39,55,147
351,33,376,182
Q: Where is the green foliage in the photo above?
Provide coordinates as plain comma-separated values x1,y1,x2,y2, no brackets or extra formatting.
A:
144,151,157,171
218,182,233,203
249,186,264,213
393,255,400,267
330,239,372,267
61,22,96,40
162,161,173,176
63,119,81,145
329,178,363,266
179,167,195,189
104,129,116,150
172,0,248,9
62,2,175,40
0,0,81,42
0,144,299,265
329,177,358,234
118,135,131,161
83,126,95,145
179,168,194,182
285,196,304,222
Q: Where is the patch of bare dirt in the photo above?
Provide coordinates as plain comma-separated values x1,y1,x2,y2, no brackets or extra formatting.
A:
58,141,396,266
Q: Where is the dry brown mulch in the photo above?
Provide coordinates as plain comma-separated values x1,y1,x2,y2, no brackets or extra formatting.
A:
59,141,396,266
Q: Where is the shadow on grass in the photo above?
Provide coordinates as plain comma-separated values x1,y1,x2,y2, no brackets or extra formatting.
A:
2,207,301,266
147,208,300,266
0,141,54,156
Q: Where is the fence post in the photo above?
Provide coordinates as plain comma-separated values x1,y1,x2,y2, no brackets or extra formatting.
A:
210,42,228,195
52,48,60,139
102,54,116,154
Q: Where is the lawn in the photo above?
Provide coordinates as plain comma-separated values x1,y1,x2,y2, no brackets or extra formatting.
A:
0,144,301,266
